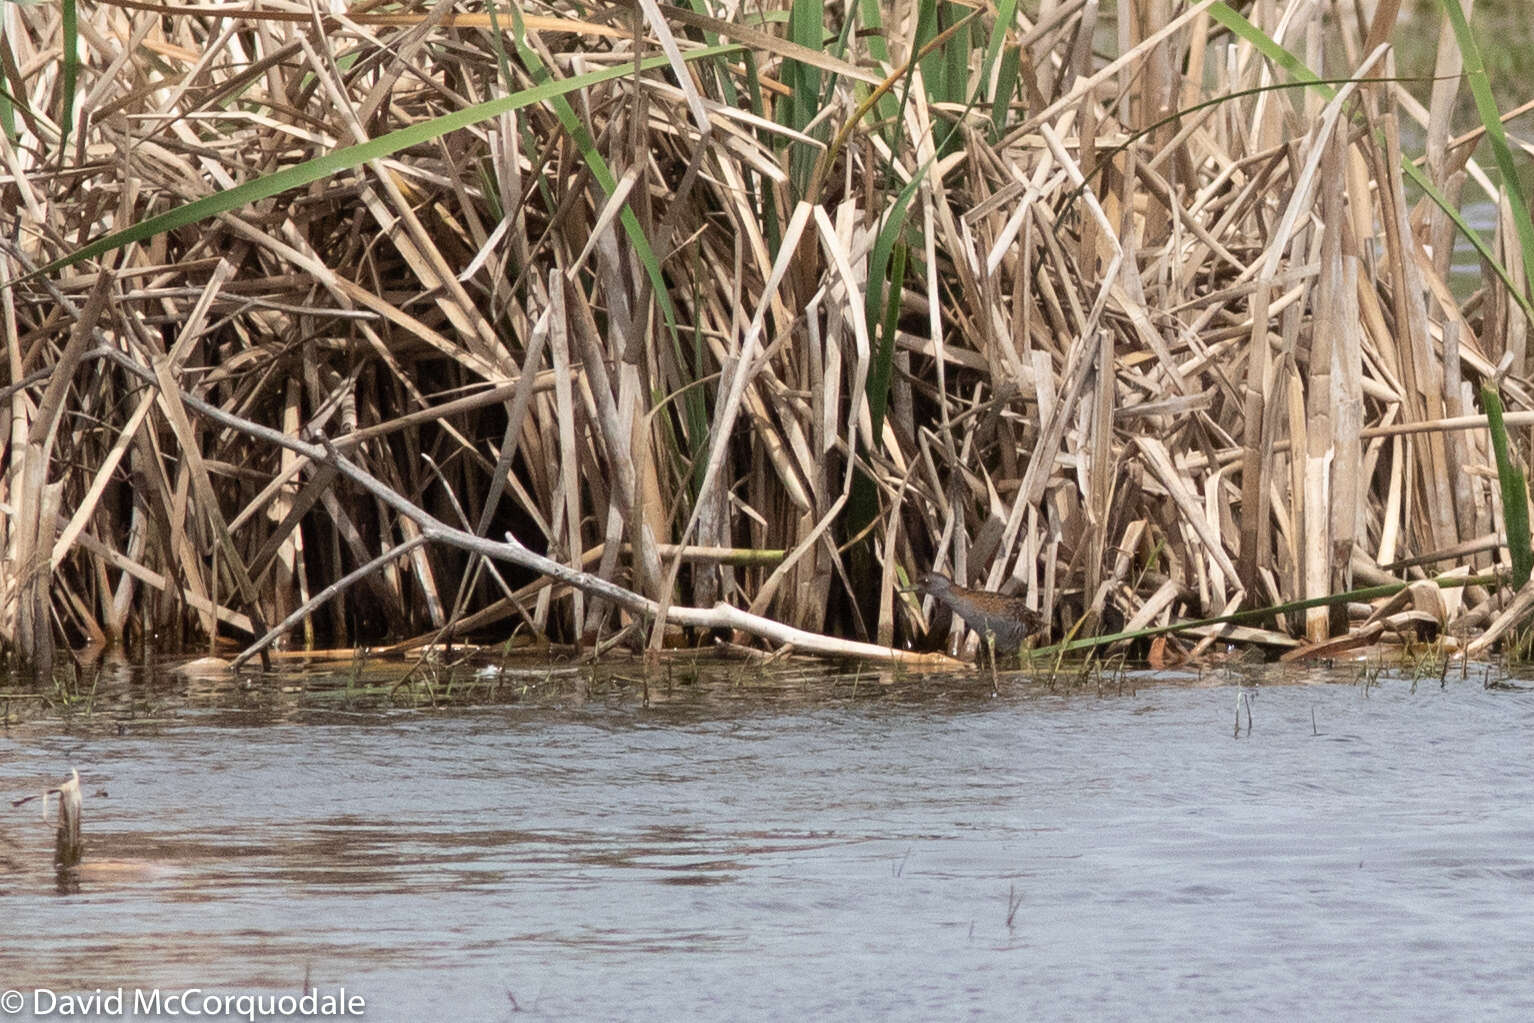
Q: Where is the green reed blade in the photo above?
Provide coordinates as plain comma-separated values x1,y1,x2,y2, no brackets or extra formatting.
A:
59,0,76,152
12,44,740,287
1440,0,1534,303
1207,2,1534,323
1483,385,1532,589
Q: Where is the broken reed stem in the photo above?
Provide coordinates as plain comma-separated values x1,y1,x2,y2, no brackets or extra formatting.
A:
13,771,85,870
55,770,83,870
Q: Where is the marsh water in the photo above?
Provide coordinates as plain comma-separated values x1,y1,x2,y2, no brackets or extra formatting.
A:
3,655,1533,1021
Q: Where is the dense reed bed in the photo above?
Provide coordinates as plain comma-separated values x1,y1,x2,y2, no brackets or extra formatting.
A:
2,0,1532,671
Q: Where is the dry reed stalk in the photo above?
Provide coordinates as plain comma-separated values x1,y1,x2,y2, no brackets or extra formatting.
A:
3,0,1533,667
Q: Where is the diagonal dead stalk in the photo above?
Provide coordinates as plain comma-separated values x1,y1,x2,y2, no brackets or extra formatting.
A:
86,346,957,667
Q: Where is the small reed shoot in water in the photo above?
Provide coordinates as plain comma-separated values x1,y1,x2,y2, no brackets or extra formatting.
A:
1234,690,1255,738
1006,884,1024,932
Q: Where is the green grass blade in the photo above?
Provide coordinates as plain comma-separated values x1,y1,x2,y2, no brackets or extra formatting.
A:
59,0,77,152
1440,0,1534,302
12,44,738,286
482,0,516,93
1208,3,1323,91
1483,385,1533,589
0,15,16,142
867,241,905,437
864,179,922,439
500,6,688,342
914,1,944,102
852,0,900,145
983,0,1023,134
687,278,711,499
987,41,1022,135
1205,2,1534,321
782,0,824,195
939,3,970,107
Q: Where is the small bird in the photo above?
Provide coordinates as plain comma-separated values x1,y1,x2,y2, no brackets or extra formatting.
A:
914,571,1044,657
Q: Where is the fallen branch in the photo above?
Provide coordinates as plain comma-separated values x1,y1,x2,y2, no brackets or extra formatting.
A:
92,347,958,668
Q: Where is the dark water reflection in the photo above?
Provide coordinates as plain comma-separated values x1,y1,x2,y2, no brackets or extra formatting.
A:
3,658,1534,1020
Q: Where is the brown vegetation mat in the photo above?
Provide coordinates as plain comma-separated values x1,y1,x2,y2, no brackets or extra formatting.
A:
0,0,1529,670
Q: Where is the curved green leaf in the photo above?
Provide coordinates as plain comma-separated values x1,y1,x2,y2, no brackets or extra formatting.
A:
13,44,740,287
